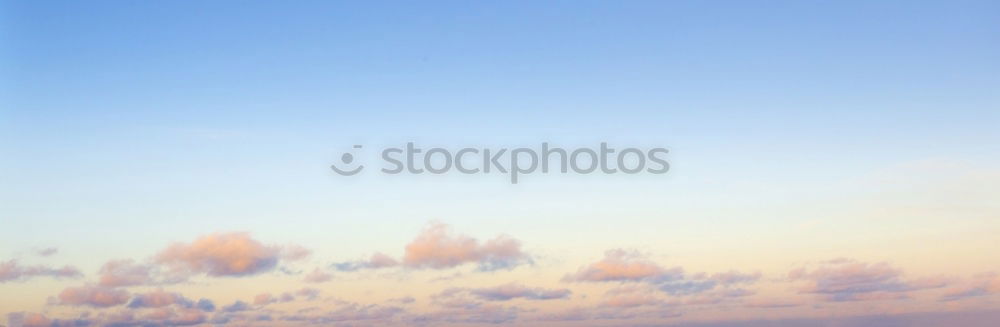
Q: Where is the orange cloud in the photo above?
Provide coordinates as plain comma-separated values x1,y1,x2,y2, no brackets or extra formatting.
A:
155,232,306,277
564,249,679,282
56,285,130,308
403,223,530,271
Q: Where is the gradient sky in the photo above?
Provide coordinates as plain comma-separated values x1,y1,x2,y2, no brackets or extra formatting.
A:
1,1,999,326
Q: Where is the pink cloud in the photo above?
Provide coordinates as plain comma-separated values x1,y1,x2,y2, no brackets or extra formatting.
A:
789,258,945,302
252,288,321,306
564,249,680,282
602,293,663,308
11,312,52,327
303,268,333,283
282,301,405,324
534,308,591,322
57,285,130,308
409,303,518,325
155,232,305,277
403,223,530,271
143,308,173,320
0,259,82,283
940,272,1000,301
254,293,281,306
128,289,186,308
744,297,804,308
12,306,208,327
170,308,207,326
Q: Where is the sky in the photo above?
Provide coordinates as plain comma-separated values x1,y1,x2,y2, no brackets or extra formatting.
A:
1,1,999,326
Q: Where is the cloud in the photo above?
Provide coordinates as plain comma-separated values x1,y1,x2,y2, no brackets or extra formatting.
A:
409,304,521,325
403,223,531,271
35,247,58,257
155,232,306,277
6,312,47,327
598,285,669,308
425,283,568,321
389,296,416,304
0,259,82,283
468,283,572,301
209,310,274,325
625,310,1000,327
332,252,400,272
431,288,483,309
745,297,804,308
658,272,761,298
194,298,216,312
282,301,405,324
939,272,1000,301
565,249,762,305
281,245,313,262
789,258,945,302
166,308,207,326
709,270,762,285
128,289,189,308
20,312,52,327
532,299,682,323
659,280,719,296
254,292,293,305
253,288,323,306
98,259,154,287
125,289,215,312
302,268,333,283
602,293,663,308
222,300,251,312
563,249,681,283
6,312,91,327
20,306,217,327
534,308,591,321
296,287,322,301
56,285,130,308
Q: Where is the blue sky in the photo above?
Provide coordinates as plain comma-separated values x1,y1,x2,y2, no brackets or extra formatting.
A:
1,1,999,326
3,0,997,225
2,0,998,257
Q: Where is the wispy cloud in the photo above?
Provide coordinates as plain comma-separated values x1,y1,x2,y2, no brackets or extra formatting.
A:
331,252,399,272
0,259,82,283
788,258,946,302
98,259,155,287
34,247,58,257
939,272,1000,302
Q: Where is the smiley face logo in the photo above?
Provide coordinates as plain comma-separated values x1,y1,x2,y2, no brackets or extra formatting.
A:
331,145,364,176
